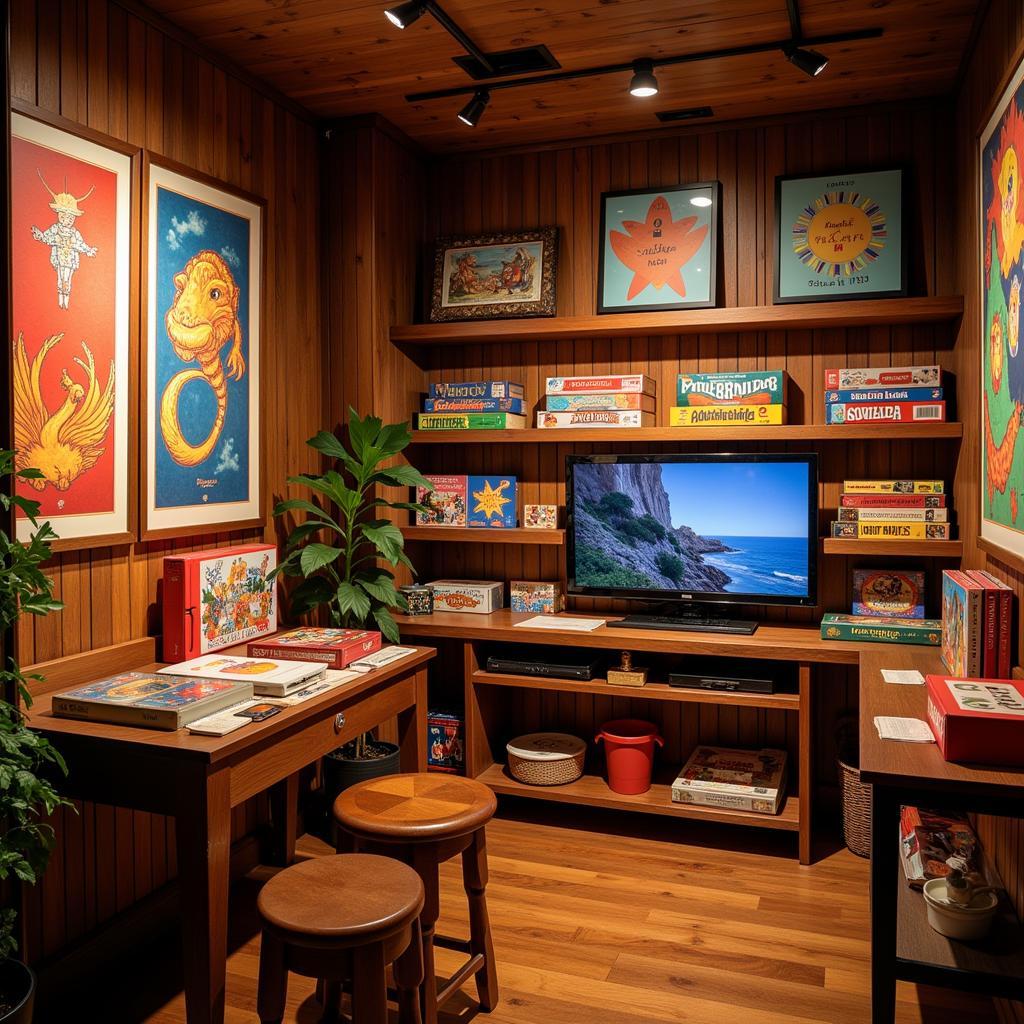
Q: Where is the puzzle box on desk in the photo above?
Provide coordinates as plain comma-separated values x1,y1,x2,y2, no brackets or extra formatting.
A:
431,581,504,614
162,544,277,663
926,675,1024,766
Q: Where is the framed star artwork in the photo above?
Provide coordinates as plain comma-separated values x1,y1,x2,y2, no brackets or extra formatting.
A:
429,227,559,322
773,168,906,304
598,182,719,314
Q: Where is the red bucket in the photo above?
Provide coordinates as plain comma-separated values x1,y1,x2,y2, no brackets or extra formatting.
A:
595,718,664,795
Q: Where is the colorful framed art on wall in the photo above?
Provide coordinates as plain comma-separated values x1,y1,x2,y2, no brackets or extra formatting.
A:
9,104,136,549
980,49,1024,564
429,227,558,322
142,155,264,539
773,168,906,304
597,182,719,315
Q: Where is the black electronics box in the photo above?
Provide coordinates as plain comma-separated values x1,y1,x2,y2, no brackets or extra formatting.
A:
669,658,777,695
486,646,605,681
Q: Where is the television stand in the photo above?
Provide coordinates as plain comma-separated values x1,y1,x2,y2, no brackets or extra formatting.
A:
608,611,759,636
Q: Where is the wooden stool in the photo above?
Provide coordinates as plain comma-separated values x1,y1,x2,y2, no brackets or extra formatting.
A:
256,852,425,1024
333,774,499,1024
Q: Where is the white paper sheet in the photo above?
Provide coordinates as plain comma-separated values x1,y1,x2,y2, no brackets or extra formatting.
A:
514,615,605,632
881,669,926,686
873,716,935,742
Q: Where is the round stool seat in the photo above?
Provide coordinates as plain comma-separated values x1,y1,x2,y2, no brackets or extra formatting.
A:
334,773,498,842
258,853,423,941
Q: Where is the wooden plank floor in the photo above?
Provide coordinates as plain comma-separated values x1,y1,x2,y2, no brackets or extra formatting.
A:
58,803,997,1023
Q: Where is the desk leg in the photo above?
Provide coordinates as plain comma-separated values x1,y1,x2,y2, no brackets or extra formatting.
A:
267,771,299,866
870,785,899,1024
176,766,232,1024
397,668,429,773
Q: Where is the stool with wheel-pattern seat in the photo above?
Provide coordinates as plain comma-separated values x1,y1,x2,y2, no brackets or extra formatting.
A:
333,773,499,1024
256,852,424,1024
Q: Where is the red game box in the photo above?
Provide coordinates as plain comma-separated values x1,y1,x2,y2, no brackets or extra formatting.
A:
926,674,1024,766
247,627,382,669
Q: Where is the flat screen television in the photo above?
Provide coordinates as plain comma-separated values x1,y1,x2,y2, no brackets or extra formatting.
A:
566,453,818,609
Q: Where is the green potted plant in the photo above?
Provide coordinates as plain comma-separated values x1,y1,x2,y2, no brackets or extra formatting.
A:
0,450,71,1023
272,411,432,799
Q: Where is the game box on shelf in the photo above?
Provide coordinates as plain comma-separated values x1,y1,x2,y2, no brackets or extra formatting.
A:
248,628,382,670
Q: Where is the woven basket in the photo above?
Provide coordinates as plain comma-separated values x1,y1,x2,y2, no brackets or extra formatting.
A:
838,756,872,858
506,733,586,786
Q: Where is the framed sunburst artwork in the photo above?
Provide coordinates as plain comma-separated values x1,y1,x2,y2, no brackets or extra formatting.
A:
9,102,138,550
598,183,719,314
773,169,906,304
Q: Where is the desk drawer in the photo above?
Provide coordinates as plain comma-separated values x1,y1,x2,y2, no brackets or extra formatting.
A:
229,677,416,805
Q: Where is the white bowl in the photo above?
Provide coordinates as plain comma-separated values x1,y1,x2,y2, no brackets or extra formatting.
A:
922,878,999,941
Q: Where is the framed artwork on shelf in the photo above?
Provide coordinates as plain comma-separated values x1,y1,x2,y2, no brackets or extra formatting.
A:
142,154,264,539
9,103,137,550
429,227,558,322
773,168,906,304
980,48,1024,566
597,181,719,314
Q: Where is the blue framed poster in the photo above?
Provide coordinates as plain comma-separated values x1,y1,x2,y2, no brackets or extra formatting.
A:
774,168,906,303
598,182,719,314
142,156,263,538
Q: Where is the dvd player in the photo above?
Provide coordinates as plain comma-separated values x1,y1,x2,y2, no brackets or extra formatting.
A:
668,670,775,695
486,646,605,681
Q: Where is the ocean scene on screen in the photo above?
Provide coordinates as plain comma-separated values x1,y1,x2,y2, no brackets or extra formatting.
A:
570,459,811,597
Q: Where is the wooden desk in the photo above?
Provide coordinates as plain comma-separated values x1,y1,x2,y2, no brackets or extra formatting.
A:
858,647,1024,1022
28,646,434,1024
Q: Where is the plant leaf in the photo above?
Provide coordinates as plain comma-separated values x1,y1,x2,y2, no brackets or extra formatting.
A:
371,606,400,643
370,464,436,491
288,576,335,617
337,581,371,622
299,543,342,576
306,430,349,460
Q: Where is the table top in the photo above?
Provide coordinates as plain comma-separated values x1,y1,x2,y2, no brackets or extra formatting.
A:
858,646,1024,799
27,645,435,765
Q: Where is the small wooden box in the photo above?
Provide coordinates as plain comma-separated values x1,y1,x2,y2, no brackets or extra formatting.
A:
511,581,565,614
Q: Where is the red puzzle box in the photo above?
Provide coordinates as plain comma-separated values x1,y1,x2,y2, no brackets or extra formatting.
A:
926,674,1024,766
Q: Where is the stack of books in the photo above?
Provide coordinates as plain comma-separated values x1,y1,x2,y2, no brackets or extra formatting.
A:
538,375,656,428
670,370,788,427
418,380,526,431
831,479,953,541
822,565,942,645
941,569,1014,678
824,364,946,425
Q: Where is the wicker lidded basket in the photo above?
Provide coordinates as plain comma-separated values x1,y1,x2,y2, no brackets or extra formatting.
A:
838,756,872,858
506,733,586,786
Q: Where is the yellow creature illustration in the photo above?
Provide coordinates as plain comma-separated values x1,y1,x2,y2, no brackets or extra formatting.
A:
160,249,245,467
12,331,115,490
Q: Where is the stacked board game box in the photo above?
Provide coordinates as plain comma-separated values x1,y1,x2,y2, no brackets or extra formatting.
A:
941,570,1014,678
248,628,382,669
670,746,788,815
820,612,941,645
414,474,517,528
418,381,527,431
538,375,656,428
824,364,946,425
670,370,788,427
900,807,979,888
831,479,953,541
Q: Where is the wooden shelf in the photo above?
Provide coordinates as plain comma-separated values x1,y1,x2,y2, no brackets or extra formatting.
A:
823,539,963,557
409,422,963,445
477,763,800,832
401,526,564,545
391,295,964,345
472,670,799,710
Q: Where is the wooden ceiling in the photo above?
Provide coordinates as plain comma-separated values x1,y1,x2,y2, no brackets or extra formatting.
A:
145,0,980,151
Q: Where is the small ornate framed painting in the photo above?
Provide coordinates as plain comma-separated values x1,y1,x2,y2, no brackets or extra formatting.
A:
598,182,719,314
773,168,906,304
9,103,137,550
429,227,558,322
142,155,264,539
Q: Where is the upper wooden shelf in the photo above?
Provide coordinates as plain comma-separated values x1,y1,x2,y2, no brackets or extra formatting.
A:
391,295,964,345
823,539,963,557
409,422,963,444
401,526,564,545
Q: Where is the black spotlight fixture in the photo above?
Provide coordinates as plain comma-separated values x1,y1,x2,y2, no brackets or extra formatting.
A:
629,59,659,98
457,89,490,126
384,0,427,29
784,44,828,77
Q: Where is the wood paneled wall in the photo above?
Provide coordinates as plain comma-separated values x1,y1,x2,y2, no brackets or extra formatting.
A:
952,3,1024,1021
8,0,324,961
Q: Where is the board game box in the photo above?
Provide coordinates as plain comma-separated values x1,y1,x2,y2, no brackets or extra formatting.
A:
52,672,252,730
511,581,565,614
545,374,656,395
417,412,526,430
427,709,465,774
431,581,504,614
926,675,1024,765
248,628,382,669
537,410,653,428
966,570,1013,679
671,746,788,815
524,504,559,529
843,480,944,494
161,654,326,697
853,570,925,618
423,397,524,413
162,544,277,663
830,521,951,539
900,807,979,888
825,386,944,404
825,401,946,424
941,570,983,677
820,613,941,645
468,476,517,528
415,475,468,526
428,381,524,399
544,393,656,412
838,507,948,522
824,365,941,389
669,405,785,426
839,493,946,507
675,370,788,406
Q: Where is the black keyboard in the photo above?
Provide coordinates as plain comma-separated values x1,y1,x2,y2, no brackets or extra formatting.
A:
609,614,758,636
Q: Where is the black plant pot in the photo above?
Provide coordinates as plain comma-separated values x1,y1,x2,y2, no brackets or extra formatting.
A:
319,741,402,841
0,960,35,1024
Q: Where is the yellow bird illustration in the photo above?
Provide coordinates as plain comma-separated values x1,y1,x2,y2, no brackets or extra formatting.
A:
12,331,115,491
